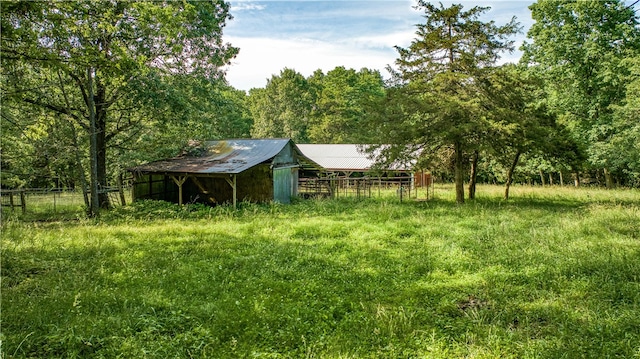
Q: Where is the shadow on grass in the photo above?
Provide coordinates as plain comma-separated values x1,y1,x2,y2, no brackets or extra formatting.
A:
4,186,639,356
2,232,410,356
4,218,640,358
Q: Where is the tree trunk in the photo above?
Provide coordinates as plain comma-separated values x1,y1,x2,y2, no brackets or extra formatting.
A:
95,78,111,209
539,169,545,186
559,171,564,187
549,173,553,186
87,68,100,217
603,168,614,189
454,141,465,204
468,150,478,200
572,167,581,187
504,151,521,201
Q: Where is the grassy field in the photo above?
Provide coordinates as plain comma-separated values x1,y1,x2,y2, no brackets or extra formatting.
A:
2,185,639,358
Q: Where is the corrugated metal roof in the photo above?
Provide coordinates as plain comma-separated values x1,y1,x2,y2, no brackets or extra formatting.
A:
297,144,373,171
297,144,410,172
131,139,297,175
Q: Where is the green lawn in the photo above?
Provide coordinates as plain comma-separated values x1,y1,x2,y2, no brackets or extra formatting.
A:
2,185,639,358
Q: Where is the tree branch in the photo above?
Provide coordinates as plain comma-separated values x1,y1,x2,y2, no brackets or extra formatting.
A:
21,97,87,129
105,118,142,143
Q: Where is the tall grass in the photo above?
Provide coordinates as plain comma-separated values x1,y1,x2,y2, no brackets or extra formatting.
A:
2,185,639,358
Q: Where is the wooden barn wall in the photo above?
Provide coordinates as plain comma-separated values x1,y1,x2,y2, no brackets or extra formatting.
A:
132,174,179,203
180,165,274,205
134,162,299,206
272,144,295,166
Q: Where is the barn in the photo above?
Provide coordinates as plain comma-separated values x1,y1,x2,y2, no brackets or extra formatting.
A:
129,139,320,207
295,144,430,198
296,144,411,178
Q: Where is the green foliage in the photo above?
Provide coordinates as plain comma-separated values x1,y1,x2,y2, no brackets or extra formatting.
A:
0,0,238,211
476,65,585,196
308,67,386,143
522,0,640,184
3,186,640,357
117,78,252,169
607,55,640,184
369,2,520,203
0,103,87,189
246,66,385,144
394,2,519,78
248,68,314,142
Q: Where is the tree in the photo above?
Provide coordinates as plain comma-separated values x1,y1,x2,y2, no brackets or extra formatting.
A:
373,2,519,203
112,77,252,171
609,55,640,185
308,67,385,143
522,0,640,187
476,65,571,199
1,1,238,215
248,68,314,142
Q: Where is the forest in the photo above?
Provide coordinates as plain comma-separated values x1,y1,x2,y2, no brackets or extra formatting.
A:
1,0,639,214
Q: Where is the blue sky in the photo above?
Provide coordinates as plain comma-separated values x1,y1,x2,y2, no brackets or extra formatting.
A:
221,0,628,91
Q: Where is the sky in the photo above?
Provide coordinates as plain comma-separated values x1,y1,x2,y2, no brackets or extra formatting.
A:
221,0,633,91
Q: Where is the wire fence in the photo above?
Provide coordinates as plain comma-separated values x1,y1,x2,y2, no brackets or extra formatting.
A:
1,175,434,220
0,187,130,220
298,175,435,201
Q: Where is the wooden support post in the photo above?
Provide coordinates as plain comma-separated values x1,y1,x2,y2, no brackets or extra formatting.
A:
170,175,188,205
225,175,237,209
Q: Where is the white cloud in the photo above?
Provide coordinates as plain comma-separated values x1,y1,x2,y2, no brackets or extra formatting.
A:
224,34,412,91
225,29,525,91
230,2,266,11
339,30,417,50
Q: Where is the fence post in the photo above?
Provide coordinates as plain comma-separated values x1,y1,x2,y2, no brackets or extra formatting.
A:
426,178,430,200
118,173,126,206
20,190,26,214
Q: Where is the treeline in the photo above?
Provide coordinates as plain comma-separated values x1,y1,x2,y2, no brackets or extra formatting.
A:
2,1,639,214
242,0,640,202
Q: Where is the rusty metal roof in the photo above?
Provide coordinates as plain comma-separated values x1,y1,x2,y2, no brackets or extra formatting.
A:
131,139,312,175
297,144,411,172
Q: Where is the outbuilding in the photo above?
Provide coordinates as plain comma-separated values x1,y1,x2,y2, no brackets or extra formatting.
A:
129,139,319,207
295,144,432,198
296,144,411,178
